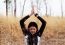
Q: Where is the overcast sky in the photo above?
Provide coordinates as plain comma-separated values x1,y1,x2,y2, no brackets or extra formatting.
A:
0,0,65,17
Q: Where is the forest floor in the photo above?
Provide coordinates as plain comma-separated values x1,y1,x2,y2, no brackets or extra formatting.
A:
0,15,65,45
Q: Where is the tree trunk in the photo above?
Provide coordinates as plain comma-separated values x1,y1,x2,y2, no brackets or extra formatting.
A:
43,0,48,17
14,0,16,17
6,0,8,16
50,7,51,16
61,0,63,18
36,0,39,13
22,0,26,16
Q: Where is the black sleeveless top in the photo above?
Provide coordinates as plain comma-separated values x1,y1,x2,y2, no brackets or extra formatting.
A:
27,34,38,45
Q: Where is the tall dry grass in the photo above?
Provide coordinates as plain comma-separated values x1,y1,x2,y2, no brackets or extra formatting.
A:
0,15,65,45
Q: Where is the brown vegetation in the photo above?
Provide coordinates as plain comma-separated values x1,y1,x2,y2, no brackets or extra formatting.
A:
0,16,65,45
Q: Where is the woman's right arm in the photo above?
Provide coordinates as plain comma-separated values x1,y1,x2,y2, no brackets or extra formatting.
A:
35,13,46,37
20,15,30,35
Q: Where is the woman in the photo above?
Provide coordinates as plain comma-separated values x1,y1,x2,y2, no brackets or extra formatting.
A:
20,13,46,45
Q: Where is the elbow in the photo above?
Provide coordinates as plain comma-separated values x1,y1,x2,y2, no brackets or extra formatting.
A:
44,21,46,26
42,20,46,27
20,20,24,27
43,20,46,24
20,20,22,25
44,20,46,24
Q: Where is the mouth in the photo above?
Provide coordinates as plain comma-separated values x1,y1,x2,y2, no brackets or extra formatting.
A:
31,32,36,35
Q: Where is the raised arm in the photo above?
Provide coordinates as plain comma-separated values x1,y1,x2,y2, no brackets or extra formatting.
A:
20,15,30,35
35,14,46,37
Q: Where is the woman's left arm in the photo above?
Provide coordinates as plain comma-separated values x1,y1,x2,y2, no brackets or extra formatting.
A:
35,14,46,37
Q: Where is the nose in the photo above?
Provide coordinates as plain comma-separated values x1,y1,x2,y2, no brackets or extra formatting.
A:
30,29,35,32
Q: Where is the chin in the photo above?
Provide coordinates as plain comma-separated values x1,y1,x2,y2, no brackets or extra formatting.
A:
31,33,35,35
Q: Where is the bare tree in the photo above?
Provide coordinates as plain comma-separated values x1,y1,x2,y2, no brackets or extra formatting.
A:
4,0,8,16
14,0,16,17
11,1,13,16
50,7,51,16
6,0,8,16
21,0,26,16
60,0,63,18
36,0,39,13
4,0,11,16
43,0,48,17
49,6,51,16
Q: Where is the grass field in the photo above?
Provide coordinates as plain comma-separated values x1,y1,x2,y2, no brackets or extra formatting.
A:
0,15,65,45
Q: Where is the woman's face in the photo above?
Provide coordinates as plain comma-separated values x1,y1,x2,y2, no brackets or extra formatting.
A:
29,26,37,35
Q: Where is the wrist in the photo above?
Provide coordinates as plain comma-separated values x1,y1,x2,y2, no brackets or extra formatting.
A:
28,15,31,17
36,15,38,17
35,13,38,17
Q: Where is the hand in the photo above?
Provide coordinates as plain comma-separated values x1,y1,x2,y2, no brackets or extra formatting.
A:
30,6,35,16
